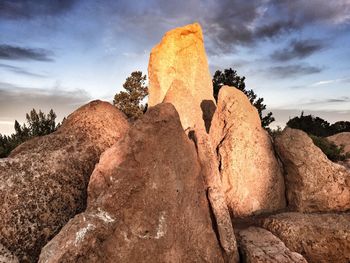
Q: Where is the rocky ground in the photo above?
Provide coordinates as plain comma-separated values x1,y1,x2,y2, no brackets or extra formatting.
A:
0,23,349,263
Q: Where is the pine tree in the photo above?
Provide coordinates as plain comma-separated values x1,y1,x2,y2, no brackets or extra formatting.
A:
113,71,148,120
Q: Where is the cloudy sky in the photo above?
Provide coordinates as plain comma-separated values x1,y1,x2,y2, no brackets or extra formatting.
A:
1,0,349,134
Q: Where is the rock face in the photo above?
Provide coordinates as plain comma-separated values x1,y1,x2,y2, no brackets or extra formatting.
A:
39,103,224,263
0,243,19,263
260,212,350,263
327,132,350,169
148,23,216,131
0,101,129,262
275,128,350,212
237,227,307,263
194,130,239,262
210,86,286,217
328,132,350,154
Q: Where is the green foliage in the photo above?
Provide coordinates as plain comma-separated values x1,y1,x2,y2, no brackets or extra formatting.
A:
287,112,350,137
212,68,275,128
269,126,283,139
0,109,59,158
113,71,148,120
310,135,350,162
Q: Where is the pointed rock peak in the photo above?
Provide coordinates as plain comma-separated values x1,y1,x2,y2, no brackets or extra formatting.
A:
148,23,215,132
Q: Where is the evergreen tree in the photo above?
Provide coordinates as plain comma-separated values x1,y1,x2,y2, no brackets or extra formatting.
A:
0,109,59,158
113,71,148,120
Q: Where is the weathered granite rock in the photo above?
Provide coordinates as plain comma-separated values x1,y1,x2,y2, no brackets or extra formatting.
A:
39,103,224,263
210,86,286,217
260,212,350,263
0,101,129,262
275,128,350,212
237,227,307,263
193,130,239,262
328,132,350,169
148,23,216,131
0,243,19,263
328,132,350,154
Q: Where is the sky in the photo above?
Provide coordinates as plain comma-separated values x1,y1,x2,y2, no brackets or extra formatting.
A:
0,0,350,134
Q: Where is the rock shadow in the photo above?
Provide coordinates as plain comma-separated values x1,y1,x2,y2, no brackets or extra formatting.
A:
201,100,216,133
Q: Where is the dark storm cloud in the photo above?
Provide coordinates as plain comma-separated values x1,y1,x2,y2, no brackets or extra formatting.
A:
0,0,78,19
0,63,46,77
269,64,322,78
104,0,350,54
271,39,325,61
0,45,53,61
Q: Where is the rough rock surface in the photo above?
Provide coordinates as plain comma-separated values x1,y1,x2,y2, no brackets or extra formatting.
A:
328,132,350,169
260,212,350,263
328,132,350,154
0,101,129,262
275,128,350,212
210,86,286,217
194,130,239,262
0,243,19,263
237,227,307,263
39,103,224,263
148,23,216,131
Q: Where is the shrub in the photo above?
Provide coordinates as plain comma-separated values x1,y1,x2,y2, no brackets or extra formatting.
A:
309,135,350,162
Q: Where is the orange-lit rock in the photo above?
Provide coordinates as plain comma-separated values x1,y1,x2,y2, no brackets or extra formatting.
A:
275,128,350,212
210,86,286,217
148,23,215,131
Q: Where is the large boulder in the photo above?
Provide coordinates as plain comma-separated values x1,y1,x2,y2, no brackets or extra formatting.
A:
328,132,350,169
275,128,350,212
260,212,350,263
237,227,307,263
0,101,129,262
148,23,216,132
328,132,350,154
39,103,224,263
210,86,286,217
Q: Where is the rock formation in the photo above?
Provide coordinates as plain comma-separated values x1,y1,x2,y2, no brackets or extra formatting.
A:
328,132,350,169
148,23,216,132
237,227,307,263
328,132,350,154
0,101,129,262
39,103,224,263
193,130,239,262
1,22,348,263
210,86,286,217
275,128,350,212
260,212,350,263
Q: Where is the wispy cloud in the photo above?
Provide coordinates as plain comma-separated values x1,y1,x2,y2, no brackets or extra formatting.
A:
268,64,322,78
0,81,92,134
0,63,47,77
0,44,54,61
271,39,325,61
310,77,350,86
